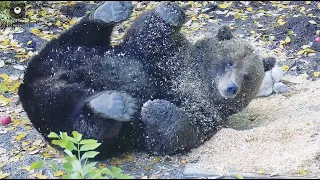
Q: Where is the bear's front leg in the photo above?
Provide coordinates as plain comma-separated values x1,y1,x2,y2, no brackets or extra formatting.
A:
72,90,140,141
141,99,200,155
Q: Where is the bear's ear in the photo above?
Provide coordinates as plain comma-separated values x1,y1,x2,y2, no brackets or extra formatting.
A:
262,57,276,72
216,25,234,41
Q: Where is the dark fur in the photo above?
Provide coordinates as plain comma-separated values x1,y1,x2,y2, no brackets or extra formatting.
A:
19,2,274,158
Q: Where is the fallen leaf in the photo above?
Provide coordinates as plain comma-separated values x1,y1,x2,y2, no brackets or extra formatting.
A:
298,169,307,176
218,2,233,9
313,72,320,77
259,169,265,174
284,36,291,43
297,48,315,55
15,133,27,141
53,171,64,177
56,20,61,27
0,172,10,179
234,174,244,179
282,65,290,71
30,28,41,35
70,18,77,26
277,18,286,26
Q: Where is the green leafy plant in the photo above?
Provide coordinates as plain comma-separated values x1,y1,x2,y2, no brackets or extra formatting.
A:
29,131,134,179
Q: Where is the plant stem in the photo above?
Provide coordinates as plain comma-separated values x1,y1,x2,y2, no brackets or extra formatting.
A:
77,143,84,178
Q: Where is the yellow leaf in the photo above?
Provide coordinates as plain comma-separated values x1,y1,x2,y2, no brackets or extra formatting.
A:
15,133,27,141
259,169,265,174
250,30,255,34
54,171,64,177
56,20,61,27
11,41,18,47
277,18,286,25
308,13,313,17
27,40,32,45
233,13,241,19
25,125,32,130
318,3,320,8
7,127,15,131
298,169,307,176
22,141,30,146
282,65,289,71
246,7,252,12
297,50,305,55
188,1,194,5
41,10,47,17
304,48,315,53
258,9,264,13
305,1,311,5
70,18,76,26
0,172,10,179
230,24,237,30
191,16,197,21
129,16,136,21
284,36,291,43
26,11,34,17
2,38,10,46
313,72,320,77
218,2,233,9
63,24,70,29
0,73,9,81
234,174,244,179
30,28,41,34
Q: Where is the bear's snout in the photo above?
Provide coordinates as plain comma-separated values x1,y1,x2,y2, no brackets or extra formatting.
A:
227,83,238,95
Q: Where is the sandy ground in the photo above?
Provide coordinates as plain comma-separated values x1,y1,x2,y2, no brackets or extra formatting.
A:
183,75,320,178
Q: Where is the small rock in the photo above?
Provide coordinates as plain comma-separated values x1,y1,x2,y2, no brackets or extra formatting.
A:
13,65,25,71
0,60,4,67
0,147,7,154
273,82,290,94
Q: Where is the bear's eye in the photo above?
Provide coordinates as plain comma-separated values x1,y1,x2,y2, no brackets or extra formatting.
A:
227,62,233,68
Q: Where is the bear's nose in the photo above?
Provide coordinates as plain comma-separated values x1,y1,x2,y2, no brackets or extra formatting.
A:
227,83,238,95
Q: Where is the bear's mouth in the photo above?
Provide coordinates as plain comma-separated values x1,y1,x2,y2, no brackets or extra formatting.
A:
219,89,238,99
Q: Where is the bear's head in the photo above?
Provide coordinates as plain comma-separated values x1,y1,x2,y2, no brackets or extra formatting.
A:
193,25,275,115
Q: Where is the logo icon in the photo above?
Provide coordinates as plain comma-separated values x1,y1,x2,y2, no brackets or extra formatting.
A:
9,2,26,19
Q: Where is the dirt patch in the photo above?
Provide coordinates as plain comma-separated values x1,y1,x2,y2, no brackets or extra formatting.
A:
183,75,320,177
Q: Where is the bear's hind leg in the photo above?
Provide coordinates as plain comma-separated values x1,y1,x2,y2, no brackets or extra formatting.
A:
155,2,186,27
85,90,139,123
88,1,133,24
56,1,133,48
122,2,186,59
